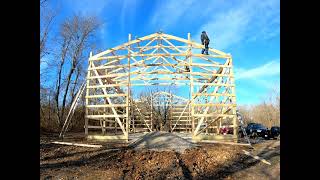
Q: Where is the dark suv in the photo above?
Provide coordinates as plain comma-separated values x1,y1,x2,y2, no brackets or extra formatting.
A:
269,126,280,139
246,123,269,139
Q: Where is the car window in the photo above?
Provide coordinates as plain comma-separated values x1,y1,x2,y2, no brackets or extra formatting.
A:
254,124,265,129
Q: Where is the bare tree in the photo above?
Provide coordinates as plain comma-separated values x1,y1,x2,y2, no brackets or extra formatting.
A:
138,86,174,131
237,86,280,128
40,0,56,62
54,15,101,127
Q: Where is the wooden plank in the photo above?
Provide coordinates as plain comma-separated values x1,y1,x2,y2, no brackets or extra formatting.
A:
160,35,183,53
126,33,131,139
90,33,158,60
194,67,224,98
162,33,229,56
196,108,232,135
90,63,196,70
88,125,123,129
87,71,232,79
192,93,236,97
86,114,127,118
191,63,231,68
87,104,127,108
90,62,127,136
193,67,227,135
133,103,152,131
87,135,128,140
87,84,128,88
193,114,235,117
90,53,229,61
192,104,236,107
51,141,102,148
171,116,190,117
193,83,235,86
228,57,238,138
171,101,190,131
171,120,191,122
130,77,190,81
86,94,127,98
243,150,271,165
199,140,251,147
89,33,230,61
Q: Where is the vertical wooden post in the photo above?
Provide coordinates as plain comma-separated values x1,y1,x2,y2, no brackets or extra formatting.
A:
219,119,222,135
229,56,238,142
205,96,208,134
85,52,92,136
188,33,195,136
151,95,153,131
132,104,135,133
114,120,117,134
102,69,107,135
126,33,131,140
170,94,173,132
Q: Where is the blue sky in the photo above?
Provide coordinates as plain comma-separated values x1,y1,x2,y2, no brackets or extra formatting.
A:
43,0,280,105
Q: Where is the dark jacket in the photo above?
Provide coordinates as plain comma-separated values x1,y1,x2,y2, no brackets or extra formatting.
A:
201,32,210,44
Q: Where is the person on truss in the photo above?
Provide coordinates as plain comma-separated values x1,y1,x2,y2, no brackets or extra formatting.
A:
201,31,210,55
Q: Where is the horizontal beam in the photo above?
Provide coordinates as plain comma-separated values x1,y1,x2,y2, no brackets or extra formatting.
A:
87,125,122,129
89,53,228,61
87,119,118,123
86,104,127,108
87,71,232,79
86,94,127,98
193,114,235,117
51,141,102,148
86,114,127,118
191,63,231,68
87,135,128,140
192,93,235,97
192,104,236,107
90,62,231,70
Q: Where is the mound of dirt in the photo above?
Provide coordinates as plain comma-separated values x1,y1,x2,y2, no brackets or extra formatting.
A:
129,131,198,153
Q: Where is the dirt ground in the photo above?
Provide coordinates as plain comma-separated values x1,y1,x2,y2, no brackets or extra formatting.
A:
40,132,280,180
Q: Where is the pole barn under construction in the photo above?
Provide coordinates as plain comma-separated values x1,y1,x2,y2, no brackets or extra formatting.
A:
84,32,238,142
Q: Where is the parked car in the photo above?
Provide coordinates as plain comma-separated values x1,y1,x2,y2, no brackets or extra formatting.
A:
219,126,233,135
245,123,269,139
269,126,280,139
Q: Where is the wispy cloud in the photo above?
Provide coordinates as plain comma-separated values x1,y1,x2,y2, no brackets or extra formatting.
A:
234,63,279,104
197,0,279,50
149,0,279,50
234,59,280,93
120,0,139,34
235,60,280,80
150,0,197,30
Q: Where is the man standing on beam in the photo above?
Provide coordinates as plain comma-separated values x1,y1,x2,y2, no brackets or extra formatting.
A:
201,31,210,55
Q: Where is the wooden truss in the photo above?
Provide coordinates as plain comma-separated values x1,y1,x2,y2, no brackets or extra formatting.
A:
85,32,238,141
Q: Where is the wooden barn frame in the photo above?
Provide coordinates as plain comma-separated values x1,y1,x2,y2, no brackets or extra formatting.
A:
85,32,238,142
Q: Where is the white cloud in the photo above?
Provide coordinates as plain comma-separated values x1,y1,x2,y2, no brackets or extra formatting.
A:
150,0,197,30
120,0,139,33
235,60,280,80
148,0,279,50
196,0,280,50
234,59,280,93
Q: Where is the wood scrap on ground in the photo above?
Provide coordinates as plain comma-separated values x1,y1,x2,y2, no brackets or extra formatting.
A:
51,141,103,148
242,150,271,165
199,140,252,146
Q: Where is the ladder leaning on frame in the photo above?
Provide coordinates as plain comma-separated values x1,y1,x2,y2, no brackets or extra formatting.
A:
59,81,86,138
236,110,252,147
